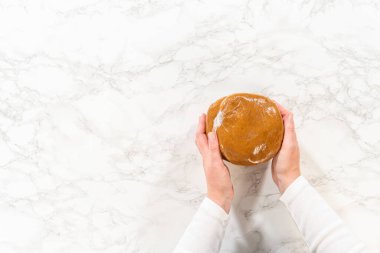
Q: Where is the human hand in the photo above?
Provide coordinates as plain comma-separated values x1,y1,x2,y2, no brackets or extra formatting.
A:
195,114,234,213
271,101,301,194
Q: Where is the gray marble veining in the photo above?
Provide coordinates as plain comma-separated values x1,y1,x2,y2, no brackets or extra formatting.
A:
0,0,379,252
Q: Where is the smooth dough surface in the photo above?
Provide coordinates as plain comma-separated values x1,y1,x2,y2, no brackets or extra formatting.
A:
206,93,284,166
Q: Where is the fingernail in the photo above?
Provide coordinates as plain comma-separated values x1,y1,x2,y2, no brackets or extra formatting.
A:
208,132,215,139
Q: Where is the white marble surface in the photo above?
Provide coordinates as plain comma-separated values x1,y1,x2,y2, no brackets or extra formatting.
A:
0,0,380,252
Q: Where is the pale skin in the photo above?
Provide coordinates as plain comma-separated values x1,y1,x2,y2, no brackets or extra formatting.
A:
195,101,300,213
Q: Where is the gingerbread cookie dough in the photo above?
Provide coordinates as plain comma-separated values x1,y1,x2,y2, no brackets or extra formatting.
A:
206,93,284,165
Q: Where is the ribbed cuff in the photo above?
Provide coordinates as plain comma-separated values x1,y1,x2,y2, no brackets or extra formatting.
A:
280,176,309,205
202,197,230,224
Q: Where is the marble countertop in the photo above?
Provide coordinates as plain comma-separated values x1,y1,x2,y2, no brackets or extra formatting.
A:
1,0,380,252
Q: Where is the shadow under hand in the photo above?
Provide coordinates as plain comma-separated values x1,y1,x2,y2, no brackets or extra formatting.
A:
223,160,272,252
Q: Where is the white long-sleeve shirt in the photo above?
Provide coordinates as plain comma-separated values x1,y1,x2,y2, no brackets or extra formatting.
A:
173,176,367,253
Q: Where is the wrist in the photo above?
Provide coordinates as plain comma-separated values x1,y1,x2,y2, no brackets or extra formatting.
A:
276,171,300,194
207,191,233,214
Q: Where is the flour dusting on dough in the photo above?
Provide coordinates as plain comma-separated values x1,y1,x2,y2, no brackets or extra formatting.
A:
254,98,266,104
248,156,267,164
247,158,256,163
213,110,224,131
240,96,254,102
240,96,266,105
253,143,266,155
266,106,276,115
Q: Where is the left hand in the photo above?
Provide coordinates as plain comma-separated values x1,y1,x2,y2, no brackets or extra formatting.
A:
271,101,301,194
195,114,234,213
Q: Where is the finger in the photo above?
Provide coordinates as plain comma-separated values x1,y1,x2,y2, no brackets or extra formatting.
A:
197,113,207,134
272,100,296,138
195,114,208,155
207,131,223,161
284,113,295,132
272,100,290,117
282,113,298,146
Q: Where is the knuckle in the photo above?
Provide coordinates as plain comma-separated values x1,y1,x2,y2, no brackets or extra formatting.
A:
206,157,223,167
209,147,217,152
209,143,219,151
286,125,295,131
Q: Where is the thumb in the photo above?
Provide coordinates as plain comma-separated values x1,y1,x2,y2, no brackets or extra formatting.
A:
283,113,297,144
285,113,295,131
208,132,222,160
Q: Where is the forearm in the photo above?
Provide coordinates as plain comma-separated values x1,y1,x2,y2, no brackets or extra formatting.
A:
280,176,367,253
173,197,230,253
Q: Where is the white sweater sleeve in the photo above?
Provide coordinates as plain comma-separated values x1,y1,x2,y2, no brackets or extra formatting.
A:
280,176,368,253
173,197,229,253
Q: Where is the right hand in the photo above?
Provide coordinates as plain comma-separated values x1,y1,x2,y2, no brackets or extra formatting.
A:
271,101,301,194
195,114,234,213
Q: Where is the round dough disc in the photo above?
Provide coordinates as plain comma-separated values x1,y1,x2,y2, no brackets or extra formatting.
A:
206,93,284,166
